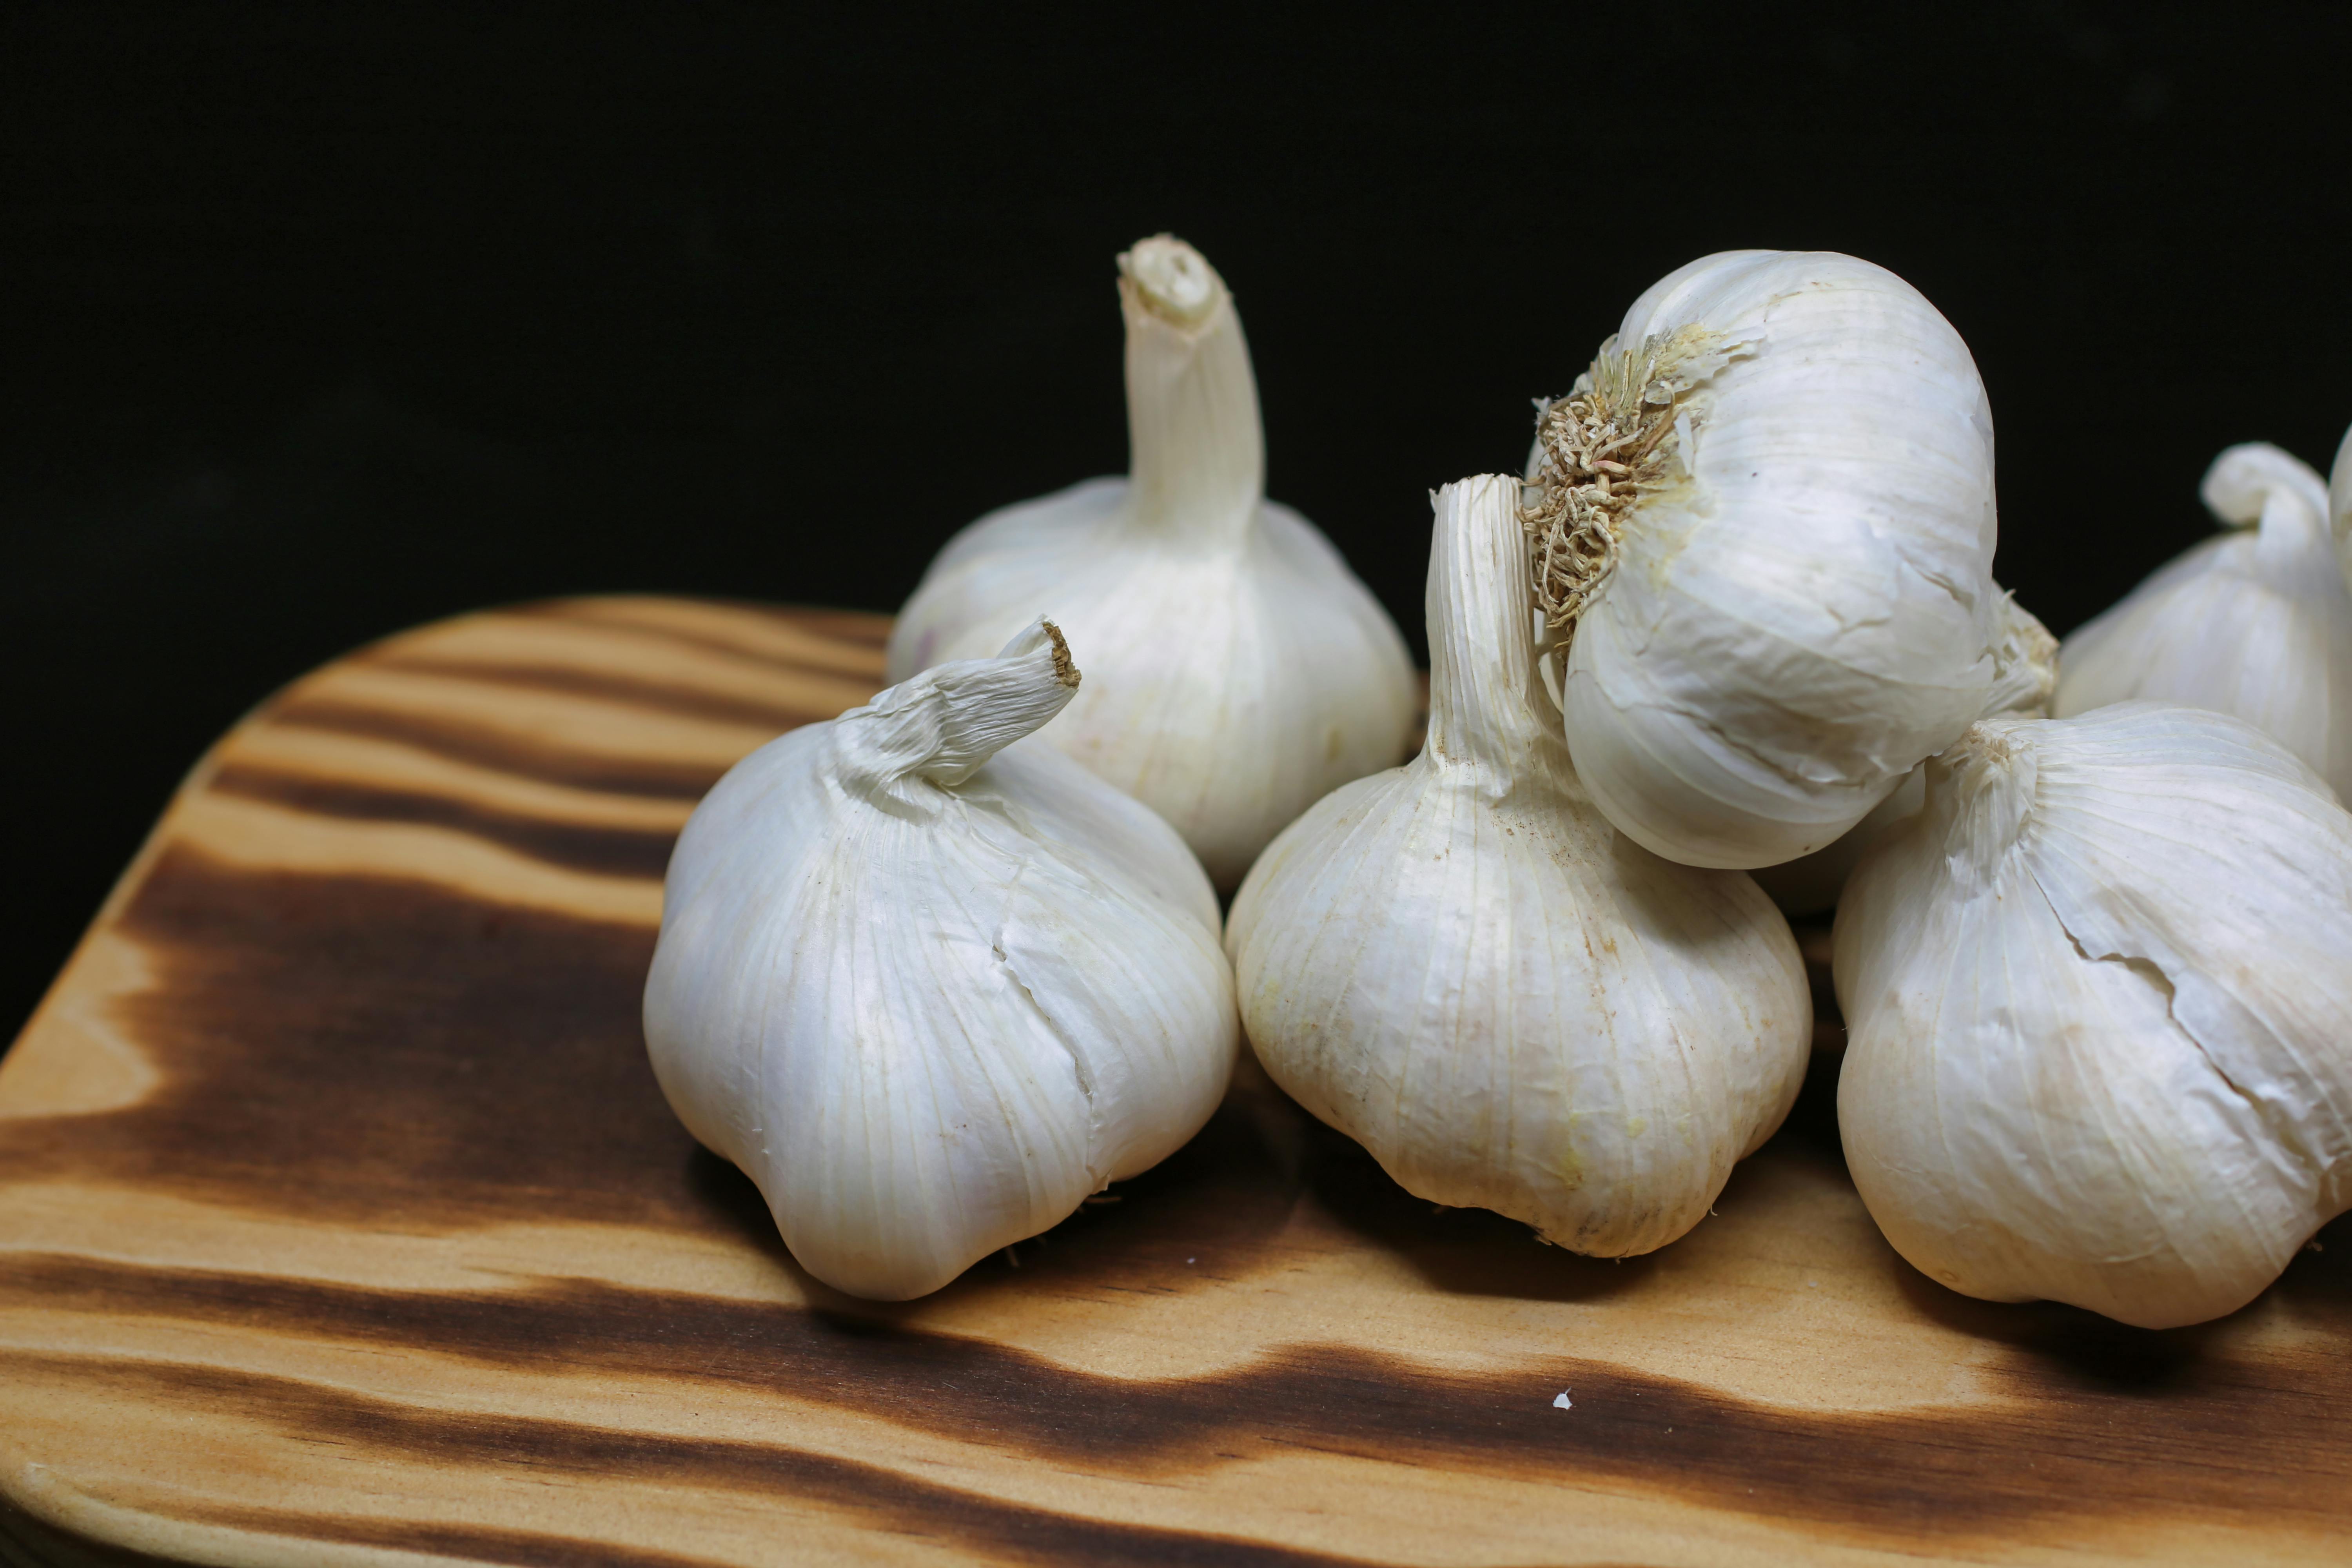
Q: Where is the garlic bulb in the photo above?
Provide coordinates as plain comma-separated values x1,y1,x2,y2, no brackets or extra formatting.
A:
1753,588,2057,916
2055,442,2352,797
888,236,1418,888
1227,475,1811,1256
1836,703,2352,1328
644,619,1238,1300
1524,249,2002,871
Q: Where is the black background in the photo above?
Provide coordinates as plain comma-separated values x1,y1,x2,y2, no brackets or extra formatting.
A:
5,2,2349,1042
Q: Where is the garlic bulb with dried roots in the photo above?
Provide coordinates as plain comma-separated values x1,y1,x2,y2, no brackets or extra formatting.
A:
1227,475,1810,1256
1523,250,2003,870
1836,702,2352,1328
2056,442,2352,798
644,619,1238,1300
1753,588,2058,916
889,236,1417,888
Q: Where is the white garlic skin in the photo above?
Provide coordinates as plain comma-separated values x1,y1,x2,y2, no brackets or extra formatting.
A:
1836,703,2352,1328
1754,588,2056,917
644,621,1238,1301
2056,442,2352,798
889,236,1417,889
1547,250,2002,871
1228,475,1811,1256
2332,421,2351,587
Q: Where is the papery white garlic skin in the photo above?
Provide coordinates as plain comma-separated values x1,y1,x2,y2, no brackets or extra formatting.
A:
2056,442,2352,798
887,236,1417,889
644,620,1238,1301
1530,249,2001,871
1754,588,2056,916
1228,475,1811,1256
1835,702,2352,1329
2331,421,2352,597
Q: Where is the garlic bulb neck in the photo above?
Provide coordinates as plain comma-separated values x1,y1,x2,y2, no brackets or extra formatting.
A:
1425,475,1550,771
839,619,1079,802
1116,236,1264,542
1921,720,2040,893
2201,442,2333,574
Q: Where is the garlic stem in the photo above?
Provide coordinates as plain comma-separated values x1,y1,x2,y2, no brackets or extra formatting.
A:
1116,236,1264,542
1423,474,1548,771
2200,443,2333,575
837,618,1080,796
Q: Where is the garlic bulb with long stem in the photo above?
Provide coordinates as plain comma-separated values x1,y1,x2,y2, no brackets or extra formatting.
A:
1753,588,2057,916
644,619,1238,1301
1836,702,2352,1328
1227,475,1810,1256
2055,442,2352,797
888,236,1418,889
1523,250,2003,871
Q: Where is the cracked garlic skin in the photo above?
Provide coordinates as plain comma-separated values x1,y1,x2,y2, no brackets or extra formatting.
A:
1836,703,2352,1328
1753,589,2058,916
643,619,1238,1301
887,236,1417,890
1525,250,2002,871
2057,443,2352,799
1227,475,1811,1257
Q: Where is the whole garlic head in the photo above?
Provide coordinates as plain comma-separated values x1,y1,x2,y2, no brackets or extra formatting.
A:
1227,475,1811,1256
2056,442,2352,799
1525,250,2002,870
1753,588,2057,917
887,236,1418,889
1836,703,2352,1328
644,619,1238,1300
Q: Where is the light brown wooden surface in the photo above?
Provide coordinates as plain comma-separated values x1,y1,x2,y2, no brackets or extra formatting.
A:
2,595,2347,1568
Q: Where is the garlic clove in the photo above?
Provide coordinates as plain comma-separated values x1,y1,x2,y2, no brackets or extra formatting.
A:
889,236,1419,889
1835,701,2352,1328
2056,441,2352,799
1526,250,2003,871
644,618,1238,1300
1229,475,1811,1257
1754,587,2056,916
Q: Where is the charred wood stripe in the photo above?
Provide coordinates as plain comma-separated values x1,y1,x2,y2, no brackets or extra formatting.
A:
5,1256,2345,1533
152,1504,748,1568
534,598,894,663
267,698,727,801
0,1352,1381,1568
368,653,872,734
520,602,894,682
208,764,675,884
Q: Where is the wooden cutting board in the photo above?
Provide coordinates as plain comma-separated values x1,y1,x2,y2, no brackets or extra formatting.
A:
2,596,2347,1568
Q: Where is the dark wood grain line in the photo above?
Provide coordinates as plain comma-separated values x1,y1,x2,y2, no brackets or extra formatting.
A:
208,764,676,882
0,1353,1389,1568
368,653,864,733
267,698,726,800
9,1252,2349,1539
0,1491,186,1568
158,1503,746,1568
524,600,894,676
